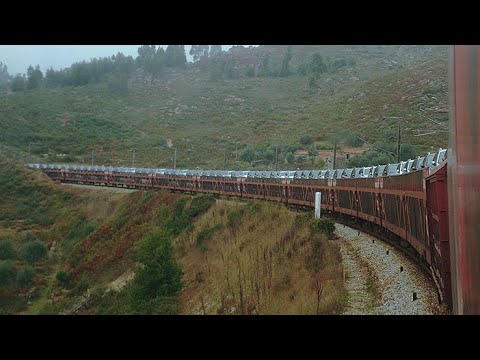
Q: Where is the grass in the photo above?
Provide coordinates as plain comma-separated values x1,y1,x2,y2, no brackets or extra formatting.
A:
176,200,347,314
0,148,136,314
0,45,449,171
351,246,382,312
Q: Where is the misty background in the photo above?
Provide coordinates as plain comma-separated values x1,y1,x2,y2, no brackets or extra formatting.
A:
0,45,244,75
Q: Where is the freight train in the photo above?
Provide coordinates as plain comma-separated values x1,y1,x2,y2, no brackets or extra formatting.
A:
26,147,452,308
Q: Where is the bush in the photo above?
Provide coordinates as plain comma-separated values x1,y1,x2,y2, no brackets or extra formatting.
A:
22,240,47,263
0,260,17,288
294,212,313,228
130,230,182,313
226,208,244,230
196,226,214,249
195,224,221,250
187,194,216,219
0,239,16,260
16,265,34,288
56,271,69,286
310,218,335,238
20,232,39,243
300,134,315,146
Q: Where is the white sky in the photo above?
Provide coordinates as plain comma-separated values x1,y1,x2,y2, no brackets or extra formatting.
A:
0,45,241,75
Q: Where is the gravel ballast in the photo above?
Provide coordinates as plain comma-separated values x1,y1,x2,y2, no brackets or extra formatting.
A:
335,223,447,315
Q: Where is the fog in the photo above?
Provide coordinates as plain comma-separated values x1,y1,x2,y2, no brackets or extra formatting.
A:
0,45,241,75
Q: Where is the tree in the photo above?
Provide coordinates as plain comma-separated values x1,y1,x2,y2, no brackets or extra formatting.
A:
285,152,295,164
310,53,327,79
0,62,11,84
400,143,416,161
137,45,156,67
70,61,91,86
16,266,34,288
0,239,15,260
259,54,271,76
22,240,47,263
176,45,187,68
280,46,293,77
137,45,156,79
0,260,17,288
239,146,255,163
209,45,223,57
130,231,182,313
150,47,166,81
337,129,365,147
27,65,43,89
165,45,187,68
300,134,314,146
11,74,26,92
56,271,69,287
189,45,199,61
113,52,135,75
223,58,238,79
45,68,60,88
190,45,209,62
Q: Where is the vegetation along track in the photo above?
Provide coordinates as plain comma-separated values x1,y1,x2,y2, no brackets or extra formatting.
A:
335,224,447,315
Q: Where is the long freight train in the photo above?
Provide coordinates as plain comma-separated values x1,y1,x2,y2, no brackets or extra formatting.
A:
26,147,452,308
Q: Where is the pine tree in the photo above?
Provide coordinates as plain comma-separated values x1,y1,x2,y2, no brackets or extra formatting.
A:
280,46,293,77
27,65,43,89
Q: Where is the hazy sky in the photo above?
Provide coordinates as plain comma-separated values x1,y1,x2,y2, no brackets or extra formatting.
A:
0,45,239,75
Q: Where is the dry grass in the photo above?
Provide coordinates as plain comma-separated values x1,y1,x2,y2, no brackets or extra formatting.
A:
177,200,346,315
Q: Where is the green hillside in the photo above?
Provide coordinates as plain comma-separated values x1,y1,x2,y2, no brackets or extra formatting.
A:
0,45,449,170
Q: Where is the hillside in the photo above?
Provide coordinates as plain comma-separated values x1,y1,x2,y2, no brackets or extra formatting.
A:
0,45,449,170
0,147,127,313
0,146,344,314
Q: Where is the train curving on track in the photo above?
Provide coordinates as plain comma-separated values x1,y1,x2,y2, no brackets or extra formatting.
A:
26,148,452,308
23,45,480,314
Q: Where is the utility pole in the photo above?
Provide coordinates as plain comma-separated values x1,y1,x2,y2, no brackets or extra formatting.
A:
333,141,337,170
383,116,402,163
173,148,177,170
397,122,401,163
131,148,135,167
224,148,227,170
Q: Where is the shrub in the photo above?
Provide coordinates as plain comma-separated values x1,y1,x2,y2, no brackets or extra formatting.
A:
0,239,16,260
195,224,221,250
226,208,244,230
187,194,216,219
310,218,335,238
22,240,47,263
16,265,35,288
130,230,182,313
0,260,17,288
196,227,214,249
246,200,262,215
294,212,313,228
20,232,39,243
300,134,315,146
56,271,69,287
